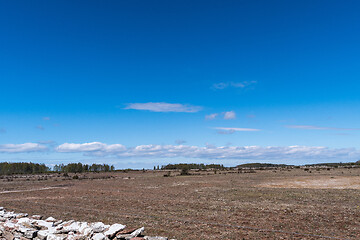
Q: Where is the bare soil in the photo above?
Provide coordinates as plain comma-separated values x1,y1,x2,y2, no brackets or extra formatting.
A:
0,168,359,239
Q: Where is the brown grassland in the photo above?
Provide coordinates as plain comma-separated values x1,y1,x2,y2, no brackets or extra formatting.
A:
0,168,360,239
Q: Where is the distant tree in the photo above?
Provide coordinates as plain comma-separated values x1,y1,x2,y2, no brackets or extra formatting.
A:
51,162,113,173
0,162,49,175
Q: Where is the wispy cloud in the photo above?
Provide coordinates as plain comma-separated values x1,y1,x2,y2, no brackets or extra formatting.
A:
223,111,236,120
205,111,236,120
175,139,187,145
55,142,359,161
216,130,236,135
0,128,6,134
0,143,48,153
286,125,360,131
36,125,45,130
212,82,229,90
212,81,257,90
124,102,202,113
214,127,260,134
43,117,50,121
205,113,218,120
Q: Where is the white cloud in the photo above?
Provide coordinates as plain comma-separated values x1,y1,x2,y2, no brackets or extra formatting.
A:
54,142,359,161
223,111,236,120
124,102,202,113
56,142,126,155
205,113,218,120
214,127,260,132
206,111,236,120
0,143,48,153
212,81,257,90
0,142,358,162
286,125,360,131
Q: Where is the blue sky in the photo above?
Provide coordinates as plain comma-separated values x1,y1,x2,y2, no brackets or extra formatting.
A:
1,0,360,168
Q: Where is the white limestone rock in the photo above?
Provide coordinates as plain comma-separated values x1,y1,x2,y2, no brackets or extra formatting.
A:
92,232,108,240
17,217,35,229
32,215,43,220
144,237,168,240
79,222,93,236
24,229,37,239
54,220,63,226
36,219,54,230
104,223,126,238
117,227,145,239
37,230,49,240
47,233,67,240
46,217,57,222
63,221,81,233
90,222,107,233
132,227,144,237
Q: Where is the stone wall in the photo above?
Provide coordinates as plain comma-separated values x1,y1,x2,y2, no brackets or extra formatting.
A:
0,207,173,240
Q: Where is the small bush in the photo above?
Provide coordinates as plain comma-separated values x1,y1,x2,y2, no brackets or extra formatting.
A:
180,168,189,175
163,171,171,177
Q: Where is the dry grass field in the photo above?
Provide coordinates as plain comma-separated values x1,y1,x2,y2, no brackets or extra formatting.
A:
1,168,360,239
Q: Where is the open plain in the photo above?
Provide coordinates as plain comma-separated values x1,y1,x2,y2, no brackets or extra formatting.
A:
0,168,359,239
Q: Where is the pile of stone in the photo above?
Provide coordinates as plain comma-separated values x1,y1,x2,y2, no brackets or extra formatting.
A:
0,207,172,240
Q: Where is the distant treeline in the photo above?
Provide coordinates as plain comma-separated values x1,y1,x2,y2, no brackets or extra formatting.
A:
305,160,360,167
53,163,115,173
237,161,360,169
161,163,225,170
0,162,115,175
0,162,50,175
236,163,292,168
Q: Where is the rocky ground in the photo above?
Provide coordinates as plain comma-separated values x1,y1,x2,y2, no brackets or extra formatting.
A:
0,168,359,239
0,207,172,240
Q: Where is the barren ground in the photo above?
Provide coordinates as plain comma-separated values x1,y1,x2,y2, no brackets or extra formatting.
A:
0,168,359,239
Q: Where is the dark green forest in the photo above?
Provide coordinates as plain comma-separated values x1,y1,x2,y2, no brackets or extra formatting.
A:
53,163,114,173
0,162,114,175
0,162,49,175
161,163,225,170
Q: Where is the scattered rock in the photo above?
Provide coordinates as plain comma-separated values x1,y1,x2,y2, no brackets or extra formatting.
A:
144,237,168,240
92,232,108,240
104,224,126,238
0,207,173,240
32,215,43,220
46,217,57,222
91,222,108,233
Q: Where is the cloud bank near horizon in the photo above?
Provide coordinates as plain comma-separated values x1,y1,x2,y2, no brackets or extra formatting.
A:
1,142,357,162
55,143,360,160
